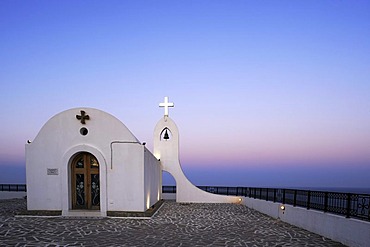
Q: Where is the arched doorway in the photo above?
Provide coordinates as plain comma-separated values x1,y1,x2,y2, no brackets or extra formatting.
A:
162,170,176,200
71,152,100,210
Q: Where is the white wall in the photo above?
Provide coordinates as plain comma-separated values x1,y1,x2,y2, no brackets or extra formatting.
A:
109,142,145,212
0,191,26,199
143,146,162,209
242,197,370,247
162,193,176,200
109,143,161,212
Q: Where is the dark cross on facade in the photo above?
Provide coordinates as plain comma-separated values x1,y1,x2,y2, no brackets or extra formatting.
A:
76,110,90,124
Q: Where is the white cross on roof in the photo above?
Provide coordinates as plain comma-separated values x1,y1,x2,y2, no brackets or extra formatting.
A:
159,96,174,117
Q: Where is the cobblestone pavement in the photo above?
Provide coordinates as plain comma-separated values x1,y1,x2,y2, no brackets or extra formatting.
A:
0,199,344,246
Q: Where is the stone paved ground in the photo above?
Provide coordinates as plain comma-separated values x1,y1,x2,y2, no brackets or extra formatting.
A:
0,199,345,246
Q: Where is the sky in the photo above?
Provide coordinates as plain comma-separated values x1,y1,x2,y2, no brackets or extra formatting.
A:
1,1,370,189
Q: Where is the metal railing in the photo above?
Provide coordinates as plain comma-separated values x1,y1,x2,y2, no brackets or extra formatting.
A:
163,185,370,222
0,184,27,192
2,184,369,222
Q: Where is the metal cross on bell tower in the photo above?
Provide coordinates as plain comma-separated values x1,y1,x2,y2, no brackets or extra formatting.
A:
159,96,174,117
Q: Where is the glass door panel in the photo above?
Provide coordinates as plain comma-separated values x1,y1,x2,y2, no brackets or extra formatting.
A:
72,153,100,210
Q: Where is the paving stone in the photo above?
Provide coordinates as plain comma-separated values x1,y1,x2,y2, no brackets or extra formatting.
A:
0,199,345,246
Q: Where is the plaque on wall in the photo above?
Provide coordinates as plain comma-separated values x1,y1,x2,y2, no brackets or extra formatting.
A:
47,168,59,175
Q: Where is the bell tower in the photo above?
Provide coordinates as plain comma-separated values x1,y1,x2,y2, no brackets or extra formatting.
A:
154,97,241,203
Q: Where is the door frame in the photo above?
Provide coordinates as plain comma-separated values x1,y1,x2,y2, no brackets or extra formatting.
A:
71,152,100,210
61,145,107,216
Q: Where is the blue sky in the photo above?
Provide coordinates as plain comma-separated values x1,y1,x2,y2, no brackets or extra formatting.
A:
1,1,370,188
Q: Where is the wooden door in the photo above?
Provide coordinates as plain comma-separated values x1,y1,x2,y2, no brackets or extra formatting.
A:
71,153,100,210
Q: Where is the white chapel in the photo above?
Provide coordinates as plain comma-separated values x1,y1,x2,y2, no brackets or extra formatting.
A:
26,97,240,216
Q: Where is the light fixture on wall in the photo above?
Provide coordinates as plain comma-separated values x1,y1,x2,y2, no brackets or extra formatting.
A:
27,140,32,144
280,205,285,210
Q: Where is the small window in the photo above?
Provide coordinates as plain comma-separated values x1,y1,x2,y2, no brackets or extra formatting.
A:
80,127,88,136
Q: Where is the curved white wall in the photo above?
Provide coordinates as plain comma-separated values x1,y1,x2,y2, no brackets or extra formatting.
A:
154,116,240,204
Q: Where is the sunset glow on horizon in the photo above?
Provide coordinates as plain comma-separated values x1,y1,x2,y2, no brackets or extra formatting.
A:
1,1,369,188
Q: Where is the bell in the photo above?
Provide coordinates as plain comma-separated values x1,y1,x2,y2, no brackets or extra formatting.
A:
163,129,170,140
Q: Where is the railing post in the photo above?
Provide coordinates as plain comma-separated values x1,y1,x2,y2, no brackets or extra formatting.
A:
282,189,286,204
324,192,328,212
255,188,258,199
293,190,297,207
226,187,229,196
266,188,269,201
307,191,311,210
346,193,351,218
259,188,262,199
273,189,276,203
